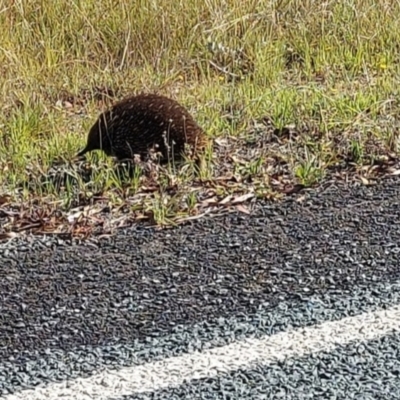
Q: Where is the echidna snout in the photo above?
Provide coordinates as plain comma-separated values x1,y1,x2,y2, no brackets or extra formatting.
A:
76,117,113,158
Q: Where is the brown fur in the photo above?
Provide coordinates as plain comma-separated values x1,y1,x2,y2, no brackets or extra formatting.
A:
77,93,207,162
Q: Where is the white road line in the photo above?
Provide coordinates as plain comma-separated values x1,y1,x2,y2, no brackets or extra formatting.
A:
5,304,400,400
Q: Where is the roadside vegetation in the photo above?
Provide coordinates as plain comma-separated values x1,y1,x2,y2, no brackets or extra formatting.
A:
1,0,400,238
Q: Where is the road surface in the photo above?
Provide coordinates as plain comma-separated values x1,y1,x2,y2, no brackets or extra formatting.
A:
1,177,400,399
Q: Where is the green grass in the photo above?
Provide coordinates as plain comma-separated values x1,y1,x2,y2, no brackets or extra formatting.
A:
1,0,400,235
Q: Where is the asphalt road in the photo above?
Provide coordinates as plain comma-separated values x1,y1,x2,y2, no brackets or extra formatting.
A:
1,176,400,399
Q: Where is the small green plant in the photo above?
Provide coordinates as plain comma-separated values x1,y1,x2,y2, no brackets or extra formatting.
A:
149,193,179,226
350,139,364,163
186,191,198,213
295,152,325,187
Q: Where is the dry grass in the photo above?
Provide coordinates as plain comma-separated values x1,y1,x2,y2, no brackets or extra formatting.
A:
1,0,400,238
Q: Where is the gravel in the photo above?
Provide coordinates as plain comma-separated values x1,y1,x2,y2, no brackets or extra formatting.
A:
1,176,400,397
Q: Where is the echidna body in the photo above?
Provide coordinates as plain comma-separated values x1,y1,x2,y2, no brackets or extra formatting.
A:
77,93,206,162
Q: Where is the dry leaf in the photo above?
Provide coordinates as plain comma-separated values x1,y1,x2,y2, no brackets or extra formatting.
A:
235,204,250,214
214,138,228,146
219,195,233,205
201,197,218,206
67,211,84,223
231,193,254,204
0,232,19,240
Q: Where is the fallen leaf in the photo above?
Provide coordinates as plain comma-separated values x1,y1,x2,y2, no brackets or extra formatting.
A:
67,211,84,223
235,204,250,214
219,195,233,205
201,197,218,206
214,138,229,146
231,193,254,204
0,232,19,240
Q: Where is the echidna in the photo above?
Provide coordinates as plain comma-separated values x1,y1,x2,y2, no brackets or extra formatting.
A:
76,93,206,162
